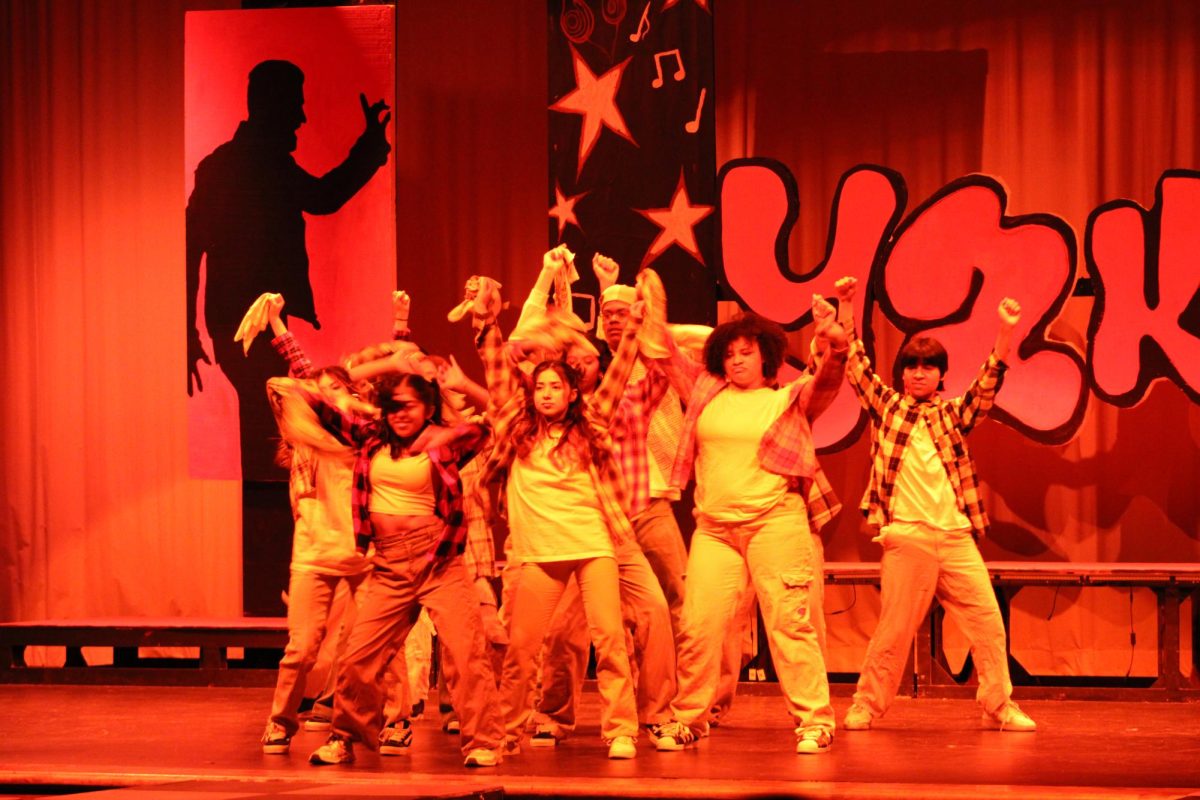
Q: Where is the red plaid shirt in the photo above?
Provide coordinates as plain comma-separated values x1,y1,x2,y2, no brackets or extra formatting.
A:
846,326,1005,537
666,345,848,534
610,364,671,517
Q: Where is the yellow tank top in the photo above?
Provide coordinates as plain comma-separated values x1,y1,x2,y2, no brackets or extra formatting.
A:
368,450,435,516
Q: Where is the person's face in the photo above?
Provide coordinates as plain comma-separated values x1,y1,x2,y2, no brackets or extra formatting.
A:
723,336,767,390
565,345,600,394
533,367,577,422
902,362,942,400
317,372,349,401
600,301,631,352
386,385,433,438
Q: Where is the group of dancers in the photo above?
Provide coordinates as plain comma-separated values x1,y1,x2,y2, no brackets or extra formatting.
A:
248,247,1036,769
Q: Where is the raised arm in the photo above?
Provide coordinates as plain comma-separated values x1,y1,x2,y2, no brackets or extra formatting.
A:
834,276,894,415
266,294,316,379
799,294,849,421
591,301,646,425
438,354,490,413
955,297,1020,431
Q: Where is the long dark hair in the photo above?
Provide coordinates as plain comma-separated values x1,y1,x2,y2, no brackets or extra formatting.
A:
375,373,443,458
511,360,602,470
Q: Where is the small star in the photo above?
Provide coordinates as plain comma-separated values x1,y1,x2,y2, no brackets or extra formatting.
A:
636,171,713,268
551,49,637,176
549,183,588,237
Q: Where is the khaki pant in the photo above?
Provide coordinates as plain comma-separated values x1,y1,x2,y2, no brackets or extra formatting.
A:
534,543,675,730
853,521,1012,717
500,556,638,742
631,498,689,643
671,494,833,735
268,569,368,735
330,523,503,755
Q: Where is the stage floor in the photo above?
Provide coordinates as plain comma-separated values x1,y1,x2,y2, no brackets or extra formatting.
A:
0,685,1197,799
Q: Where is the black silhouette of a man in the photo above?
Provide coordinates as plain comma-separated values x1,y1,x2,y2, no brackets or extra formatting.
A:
186,59,391,480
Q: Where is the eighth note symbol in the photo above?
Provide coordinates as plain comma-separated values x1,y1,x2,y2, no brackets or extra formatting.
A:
685,88,707,134
651,49,685,88
629,1,650,42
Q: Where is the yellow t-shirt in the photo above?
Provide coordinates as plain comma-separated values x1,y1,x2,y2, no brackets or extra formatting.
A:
507,433,613,562
891,416,971,531
694,385,793,523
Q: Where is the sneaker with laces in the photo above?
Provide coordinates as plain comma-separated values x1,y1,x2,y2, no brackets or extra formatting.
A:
652,721,696,752
463,747,500,767
530,724,562,748
983,702,1037,732
309,735,354,765
379,720,414,755
842,703,873,731
795,727,833,754
261,722,290,754
607,735,636,759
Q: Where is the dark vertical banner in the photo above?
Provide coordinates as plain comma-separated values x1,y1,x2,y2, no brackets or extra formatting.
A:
184,7,396,481
548,0,717,325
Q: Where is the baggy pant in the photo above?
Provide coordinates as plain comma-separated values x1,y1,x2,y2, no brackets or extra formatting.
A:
534,543,675,730
330,522,503,755
268,569,368,735
500,556,638,743
671,494,834,735
852,521,1012,717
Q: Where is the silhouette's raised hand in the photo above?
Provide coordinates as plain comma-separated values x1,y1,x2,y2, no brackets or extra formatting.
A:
359,93,391,136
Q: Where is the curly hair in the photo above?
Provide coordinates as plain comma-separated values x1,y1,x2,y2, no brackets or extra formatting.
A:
703,313,788,381
375,373,443,458
510,360,604,471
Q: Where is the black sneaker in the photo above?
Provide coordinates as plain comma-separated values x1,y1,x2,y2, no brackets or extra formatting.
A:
652,721,696,751
261,722,290,754
379,720,414,755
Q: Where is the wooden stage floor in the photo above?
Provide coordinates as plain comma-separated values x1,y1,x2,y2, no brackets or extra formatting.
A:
0,685,1197,800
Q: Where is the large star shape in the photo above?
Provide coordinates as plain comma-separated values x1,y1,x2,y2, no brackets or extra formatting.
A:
549,183,588,237
636,171,713,268
551,49,637,176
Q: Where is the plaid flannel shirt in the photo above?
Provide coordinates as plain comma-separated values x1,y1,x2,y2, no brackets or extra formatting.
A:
846,325,1006,537
666,344,848,534
476,315,643,550
272,331,319,509
611,363,671,517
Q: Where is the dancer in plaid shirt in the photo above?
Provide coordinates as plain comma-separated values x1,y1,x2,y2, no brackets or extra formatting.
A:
835,276,1036,733
653,297,848,756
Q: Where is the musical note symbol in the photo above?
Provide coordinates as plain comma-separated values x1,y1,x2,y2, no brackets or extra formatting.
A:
628,0,649,40
684,87,706,133
651,48,685,89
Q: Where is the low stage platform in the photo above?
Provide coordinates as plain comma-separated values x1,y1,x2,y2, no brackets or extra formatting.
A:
0,685,1196,800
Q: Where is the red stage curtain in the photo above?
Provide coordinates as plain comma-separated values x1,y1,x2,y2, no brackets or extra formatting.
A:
0,0,546,652
716,0,1199,677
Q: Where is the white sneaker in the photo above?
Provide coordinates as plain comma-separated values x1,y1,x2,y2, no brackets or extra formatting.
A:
983,702,1037,732
530,723,563,748
607,735,636,759
309,735,354,765
842,703,873,731
303,715,332,732
464,747,500,767
795,727,833,755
